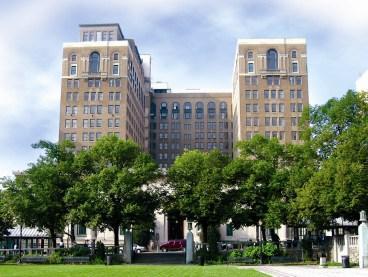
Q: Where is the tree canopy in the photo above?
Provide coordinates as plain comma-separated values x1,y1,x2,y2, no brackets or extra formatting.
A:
66,136,160,250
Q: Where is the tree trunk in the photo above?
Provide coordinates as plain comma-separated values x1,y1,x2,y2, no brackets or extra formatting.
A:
70,223,76,245
113,225,119,254
261,226,266,242
201,222,208,243
50,229,57,248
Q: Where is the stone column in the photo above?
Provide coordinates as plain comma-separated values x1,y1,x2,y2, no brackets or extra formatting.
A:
123,230,132,264
358,210,368,268
186,222,195,264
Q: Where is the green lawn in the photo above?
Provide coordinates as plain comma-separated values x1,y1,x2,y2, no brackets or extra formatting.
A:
0,265,268,277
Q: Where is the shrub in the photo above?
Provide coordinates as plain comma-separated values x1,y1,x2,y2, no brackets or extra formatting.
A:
229,249,243,258
95,241,106,260
48,252,63,264
243,242,279,262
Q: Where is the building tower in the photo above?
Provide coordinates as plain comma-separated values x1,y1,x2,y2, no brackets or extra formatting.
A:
59,24,151,151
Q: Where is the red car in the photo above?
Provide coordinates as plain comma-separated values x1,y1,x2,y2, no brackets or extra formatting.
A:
160,239,186,252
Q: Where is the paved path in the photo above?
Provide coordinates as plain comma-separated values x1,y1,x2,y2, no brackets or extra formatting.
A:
240,265,368,277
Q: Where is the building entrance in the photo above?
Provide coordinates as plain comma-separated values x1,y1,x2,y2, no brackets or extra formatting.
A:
167,215,184,240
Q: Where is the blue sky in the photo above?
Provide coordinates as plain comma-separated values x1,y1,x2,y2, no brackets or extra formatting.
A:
0,0,368,177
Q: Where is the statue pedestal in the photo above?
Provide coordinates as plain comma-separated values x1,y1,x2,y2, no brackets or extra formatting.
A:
123,231,132,264
186,230,194,264
358,211,368,268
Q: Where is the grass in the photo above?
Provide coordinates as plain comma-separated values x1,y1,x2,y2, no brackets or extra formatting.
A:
0,264,269,277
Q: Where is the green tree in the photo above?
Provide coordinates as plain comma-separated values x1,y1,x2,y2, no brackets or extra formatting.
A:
66,136,159,252
0,188,13,238
296,91,368,228
224,135,288,241
166,150,231,244
2,140,76,247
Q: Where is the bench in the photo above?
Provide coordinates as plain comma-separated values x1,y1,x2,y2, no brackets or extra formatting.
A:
271,256,298,263
21,256,48,263
63,256,90,264
228,257,255,264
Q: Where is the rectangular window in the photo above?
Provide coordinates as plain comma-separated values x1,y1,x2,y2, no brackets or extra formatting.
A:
83,105,89,114
279,131,285,140
291,117,297,126
272,131,278,138
70,65,77,76
297,90,303,99
292,62,298,73
98,92,103,101
246,117,252,126
297,103,303,112
289,76,295,86
89,132,95,141
109,92,114,101
264,104,270,112
82,132,88,141
90,119,95,128
267,76,273,86
72,119,77,128
96,132,102,140
290,103,296,112
82,32,88,41
72,106,77,115
108,105,114,114
264,90,269,99
72,92,78,101
226,224,233,237
65,119,71,128
248,62,254,73
246,131,252,140
279,103,285,112
252,104,258,112
290,90,295,99
252,90,258,99
115,105,120,114
291,131,298,140
108,119,113,128
90,105,96,114
95,79,101,88
265,117,270,126
278,90,284,99
272,117,277,126
265,131,270,139
245,90,251,99
70,133,76,142
279,117,285,126
96,119,102,127
88,79,94,87
97,105,103,114
271,103,277,112
115,118,120,127
247,51,253,59
246,104,251,112
66,92,72,101
296,76,302,85
115,92,121,101
253,117,258,126
271,90,276,99
113,64,119,75
274,76,280,85
83,119,89,128
291,50,297,59
90,92,96,101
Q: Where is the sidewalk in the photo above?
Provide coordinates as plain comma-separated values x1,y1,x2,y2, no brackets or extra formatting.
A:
240,265,368,277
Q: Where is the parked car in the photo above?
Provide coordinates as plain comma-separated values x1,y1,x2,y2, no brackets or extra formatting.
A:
160,239,186,252
133,243,146,253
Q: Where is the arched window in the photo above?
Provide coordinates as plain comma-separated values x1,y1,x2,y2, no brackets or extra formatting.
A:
208,102,216,119
160,102,168,119
184,102,192,119
220,102,227,120
196,102,204,119
113,52,119,61
70,54,77,62
172,102,180,120
89,52,100,73
220,102,227,110
267,49,278,70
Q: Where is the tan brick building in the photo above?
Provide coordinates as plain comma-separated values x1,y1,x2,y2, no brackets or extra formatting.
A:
59,24,309,245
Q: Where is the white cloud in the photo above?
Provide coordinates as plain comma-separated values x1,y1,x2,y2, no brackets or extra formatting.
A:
356,70,368,92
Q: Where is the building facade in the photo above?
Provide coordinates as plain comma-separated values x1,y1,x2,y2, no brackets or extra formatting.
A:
59,24,309,246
